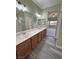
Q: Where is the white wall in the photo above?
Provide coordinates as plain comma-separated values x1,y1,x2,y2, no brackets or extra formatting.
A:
41,4,61,26
56,10,62,49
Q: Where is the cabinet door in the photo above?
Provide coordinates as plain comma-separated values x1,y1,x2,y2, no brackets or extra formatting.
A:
16,39,31,59
42,29,46,39
31,35,38,49
37,33,40,43
44,29,46,38
42,31,44,39
38,32,42,42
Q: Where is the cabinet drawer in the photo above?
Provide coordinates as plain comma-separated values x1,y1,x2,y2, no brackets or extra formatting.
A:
16,39,31,59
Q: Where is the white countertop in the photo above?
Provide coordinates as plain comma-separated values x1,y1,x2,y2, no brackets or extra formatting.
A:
16,27,47,45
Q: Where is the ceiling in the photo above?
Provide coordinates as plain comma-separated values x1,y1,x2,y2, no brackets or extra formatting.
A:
32,0,62,9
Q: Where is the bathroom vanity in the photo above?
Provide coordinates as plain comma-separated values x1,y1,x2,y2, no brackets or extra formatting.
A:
16,27,47,59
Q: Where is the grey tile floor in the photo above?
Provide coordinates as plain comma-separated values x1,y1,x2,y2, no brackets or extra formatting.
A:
26,27,62,59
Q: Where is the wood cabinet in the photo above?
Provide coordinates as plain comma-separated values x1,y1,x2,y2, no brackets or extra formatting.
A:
38,32,42,42
16,39,31,59
44,29,47,38
31,34,38,49
16,29,47,59
42,29,47,40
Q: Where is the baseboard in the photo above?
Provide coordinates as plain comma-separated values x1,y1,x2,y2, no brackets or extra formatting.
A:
56,45,62,50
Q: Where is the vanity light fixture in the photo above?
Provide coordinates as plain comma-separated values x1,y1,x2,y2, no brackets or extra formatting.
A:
35,13,41,18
